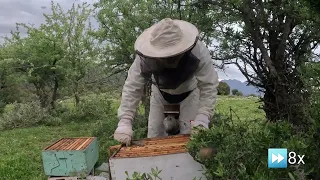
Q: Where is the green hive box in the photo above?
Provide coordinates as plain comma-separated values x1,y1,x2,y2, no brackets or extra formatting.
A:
42,137,99,177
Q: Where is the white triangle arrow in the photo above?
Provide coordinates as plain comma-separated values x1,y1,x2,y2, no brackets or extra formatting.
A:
272,153,278,163
271,153,284,163
277,153,284,163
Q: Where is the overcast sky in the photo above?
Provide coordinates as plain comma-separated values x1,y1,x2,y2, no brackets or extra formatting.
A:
0,0,246,82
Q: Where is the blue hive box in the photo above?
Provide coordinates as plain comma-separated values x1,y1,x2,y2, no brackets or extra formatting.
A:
42,137,99,177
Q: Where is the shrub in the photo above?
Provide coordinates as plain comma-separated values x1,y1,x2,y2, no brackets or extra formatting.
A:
40,115,63,127
0,101,48,130
217,82,230,95
91,116,119,164
125,167,162,180
132,107,148,139
232,89,243,96
51,93,114,123
124,167,203,180
73,93,113,121
187,113,318,179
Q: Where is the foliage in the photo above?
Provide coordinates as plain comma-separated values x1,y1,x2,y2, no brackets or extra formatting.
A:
125,167,162,180
0,101,48,130
0,0,320,179
56,2,99,105
93,0,217,77
93,0,219,116
305,0,320,14
301,61,320,177
217,81,230,95
231,89,243,96
187,113,319,179
0,42,33,111
50,93,114,125
1,1,97,109
196,0,320,127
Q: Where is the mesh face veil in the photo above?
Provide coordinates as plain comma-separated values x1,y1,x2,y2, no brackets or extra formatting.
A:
140,53,184,73
138,38,199,89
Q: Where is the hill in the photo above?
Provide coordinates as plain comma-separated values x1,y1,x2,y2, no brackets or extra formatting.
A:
221,79,262,96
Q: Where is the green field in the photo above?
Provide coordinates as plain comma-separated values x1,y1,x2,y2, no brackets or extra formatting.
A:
0,95,263,180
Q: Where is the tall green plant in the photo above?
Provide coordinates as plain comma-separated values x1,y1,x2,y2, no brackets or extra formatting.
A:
3,1,97,108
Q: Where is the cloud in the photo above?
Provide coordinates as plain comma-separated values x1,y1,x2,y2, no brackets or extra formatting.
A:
215,64,247,82
0,0,97,40
0,0,245,81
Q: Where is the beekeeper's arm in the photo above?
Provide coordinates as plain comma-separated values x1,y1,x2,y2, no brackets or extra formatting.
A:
114,55,146,145
191,41,219,129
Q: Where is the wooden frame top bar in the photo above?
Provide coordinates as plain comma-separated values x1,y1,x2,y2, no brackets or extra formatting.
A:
109,134,190,158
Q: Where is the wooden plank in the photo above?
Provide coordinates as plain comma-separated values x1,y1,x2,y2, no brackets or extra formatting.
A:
76,138,90,150
81,137,94,150
45,138,65,150
109,135,190,158
67,138,82,150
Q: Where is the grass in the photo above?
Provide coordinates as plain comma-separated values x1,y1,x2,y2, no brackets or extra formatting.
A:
0,95,263,180
0,121,96,180
215,96,265,121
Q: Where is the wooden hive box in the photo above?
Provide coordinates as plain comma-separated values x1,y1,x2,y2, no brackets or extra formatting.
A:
42,137,98,177
108,134,207,180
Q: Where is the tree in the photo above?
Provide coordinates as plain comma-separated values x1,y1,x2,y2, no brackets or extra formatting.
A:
93,0,216,118
236,91,243,96
0,45,28,111
195,0,320,128
4,24,65,109
3,1,97,108
231,89,243,96
217,82,230,95
305,0,320,14
54,2,98,106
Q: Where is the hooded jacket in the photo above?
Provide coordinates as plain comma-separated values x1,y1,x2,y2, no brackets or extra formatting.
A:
117,40,219,121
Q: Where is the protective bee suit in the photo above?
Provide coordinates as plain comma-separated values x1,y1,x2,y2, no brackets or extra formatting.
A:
114,18,219,145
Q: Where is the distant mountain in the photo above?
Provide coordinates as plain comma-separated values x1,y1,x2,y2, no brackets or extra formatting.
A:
220,79,263,96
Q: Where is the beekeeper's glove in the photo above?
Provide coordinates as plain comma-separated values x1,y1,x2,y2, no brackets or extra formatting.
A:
114,118,133,146
190,114,210,135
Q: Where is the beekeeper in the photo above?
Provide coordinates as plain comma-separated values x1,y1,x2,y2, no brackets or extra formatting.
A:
113,18,219,145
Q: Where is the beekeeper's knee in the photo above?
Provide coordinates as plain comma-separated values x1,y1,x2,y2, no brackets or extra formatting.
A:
147,86,167,138
179,88,200,134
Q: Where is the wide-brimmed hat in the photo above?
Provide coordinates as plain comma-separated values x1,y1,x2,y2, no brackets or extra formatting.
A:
134,18,199,58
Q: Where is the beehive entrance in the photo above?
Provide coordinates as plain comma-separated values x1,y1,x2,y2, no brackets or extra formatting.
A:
44,137,94,151
109,134,190,158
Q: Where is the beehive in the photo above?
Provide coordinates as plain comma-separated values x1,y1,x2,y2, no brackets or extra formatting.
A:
109,134,207,180
42,137,98,177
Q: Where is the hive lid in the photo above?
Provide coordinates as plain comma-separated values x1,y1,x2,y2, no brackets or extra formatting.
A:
44,137,95,151
109,134,190,159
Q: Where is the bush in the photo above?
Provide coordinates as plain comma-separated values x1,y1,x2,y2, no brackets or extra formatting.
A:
187,114,319,179
125,167,162,180
40,115,63,127
232,89,243,96
51,93,114,123
0,101,48,130
217,82,230,95
132,107,148,139
91,117,119,165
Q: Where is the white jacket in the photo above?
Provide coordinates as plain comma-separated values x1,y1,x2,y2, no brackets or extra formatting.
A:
117,40,219,121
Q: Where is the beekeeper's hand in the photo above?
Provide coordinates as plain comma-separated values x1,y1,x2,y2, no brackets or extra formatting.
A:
114,118,133,146
190,114,210,135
